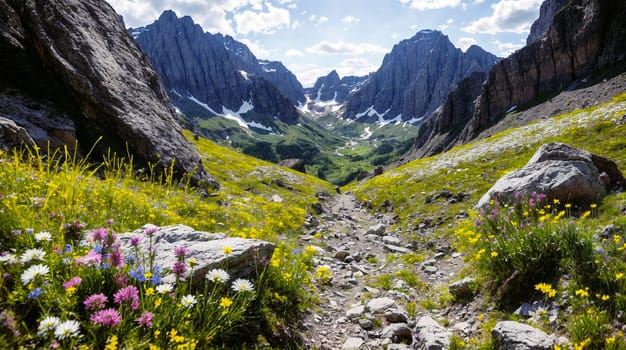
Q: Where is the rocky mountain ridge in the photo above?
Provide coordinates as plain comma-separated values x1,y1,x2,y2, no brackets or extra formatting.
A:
0,0,216,188
132,11,301,132
306,70,368,104
409,0,626,159
342,30,498,124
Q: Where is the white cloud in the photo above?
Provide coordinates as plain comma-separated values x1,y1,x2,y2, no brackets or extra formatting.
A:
401,0,461,10
305,41,388,55
308,14,316,22
291,20,301,29
457,37,477,51
341,16,360,24
462,0,542,34
285,49,305,57
318,16,329,24
493,39,524,56
233,2,291,35
238,38,270,58
336,58,377,78
474,0,485,3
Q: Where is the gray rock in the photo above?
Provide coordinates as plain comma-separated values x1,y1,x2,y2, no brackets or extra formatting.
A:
478,143,625,208
492,321,555,350
380,323,413,344
452,321,472,336
527,0,568,44
384,245,411,254
0,116,35,150
514,303,538,318
415,316,451,350
449,277,476,299
423,266,438,274
385,308,409,323
367,223,386,236
358,318,373,330
346,305,366,319
335,250,352,262
305,70,367,104
383,236,401,245
118,224,274,285
386,344,413,350
278,158,306,173
366,297,397,314
341,337,364,350
1,0,217,188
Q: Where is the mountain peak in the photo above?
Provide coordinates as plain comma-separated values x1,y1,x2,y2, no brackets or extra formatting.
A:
158,9,178,22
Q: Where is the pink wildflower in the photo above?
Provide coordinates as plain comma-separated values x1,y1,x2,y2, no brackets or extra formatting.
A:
172,261,187,278
91,228,108,242
63,276,82,289
90,308,121,327
114,285,139,310
84,293,108,310
136,311,154,327
144,227,158,236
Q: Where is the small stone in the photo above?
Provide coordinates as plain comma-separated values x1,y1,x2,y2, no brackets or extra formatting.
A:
271,194,284,203
359,318,373,330
363,286,381,296
423,266,438,274
452,321,472,336
434,252,446,259
383,236,401,245
387,344,413,350
385,308,409,323
451,252,462,258
384,244,410,254
335,250,351,262
336,317,347,324
366,223,386,236
341,337,364,350
448,277,476,299
514,303,537,318
367,297,397,314
380,323,413,344
422,259,437,266
346,305,366,319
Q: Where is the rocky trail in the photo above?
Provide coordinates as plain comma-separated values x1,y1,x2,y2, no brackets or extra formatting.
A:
298,192,481,349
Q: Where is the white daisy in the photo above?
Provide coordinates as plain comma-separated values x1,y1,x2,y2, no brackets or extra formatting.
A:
21,264,50,285
205,268,230,284
20,248,46,264
54,319,80,340
34,231,52,242
0,253,17,265
155,283,174,294
231,278,254,293
38,316,60,336
180,294,197,308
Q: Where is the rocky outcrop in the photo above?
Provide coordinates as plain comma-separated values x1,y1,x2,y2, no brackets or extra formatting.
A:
492,321,555,350
343,30,497,123
118,224,275,285
405,71,486,158
278,158,306,173
306,70,368,103
527,0,568,45
133,11,300,129
259,60,305,105
477,143,625,208
460,0,626,142
0,0,216,187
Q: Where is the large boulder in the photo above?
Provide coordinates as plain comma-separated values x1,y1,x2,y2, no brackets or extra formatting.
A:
0,0,217,188
492,321,555,350
478,143,624,208
117,224,275,285
414,316,452,350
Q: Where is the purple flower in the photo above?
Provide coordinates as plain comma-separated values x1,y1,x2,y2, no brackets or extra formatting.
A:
106,219,114,226
175,247,187,259
136,311,154,327
130,236,141,246
90,308,121,327
91,228,108,242
144,227,158,236
84,293,108,310
75,250,102,266
110,249,124,268
172,261,187,278
63,276,82,289
114,285,139,310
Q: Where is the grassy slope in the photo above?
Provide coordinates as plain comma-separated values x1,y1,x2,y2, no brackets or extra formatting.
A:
349,93,626,230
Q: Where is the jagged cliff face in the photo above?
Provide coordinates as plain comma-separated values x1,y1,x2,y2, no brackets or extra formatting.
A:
459,0,626,142
259,60,305,105
343,30,497,123
305,70,368,104
133,11,300,130
527,0,568,45
0,0,216,187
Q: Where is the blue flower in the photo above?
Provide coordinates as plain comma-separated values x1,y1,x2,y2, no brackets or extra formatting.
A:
129,267,146,282
93,245,103,254
150,266,162,285
28,288,42,299
124,253,136,264
25,228,34,234
64,244,73,253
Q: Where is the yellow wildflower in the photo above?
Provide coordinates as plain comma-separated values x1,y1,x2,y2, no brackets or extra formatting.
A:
601,295,610,301
581,211,591,219
144,272,153,280
616,272,624,280
606,337,616,345
316,265,332,281
534,283,557,298
154,330,161,337
66,286,77,295
614,235,622,243
104,335,118,350
590,203,597,208
223,246,233,255
565,203,571,208
305,245,317,256
491,251,498,257
554,345,561,350
145,287,155,296
220,297,233,308
149,345,159,350
575,289,589,298
477,313,485,321
574,338,591,350
189,258,197,267
155,297,162,307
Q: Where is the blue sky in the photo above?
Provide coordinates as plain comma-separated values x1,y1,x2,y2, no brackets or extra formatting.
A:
107,0,543,87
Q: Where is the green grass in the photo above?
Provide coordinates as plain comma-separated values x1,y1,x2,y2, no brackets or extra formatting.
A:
0,134,333,348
